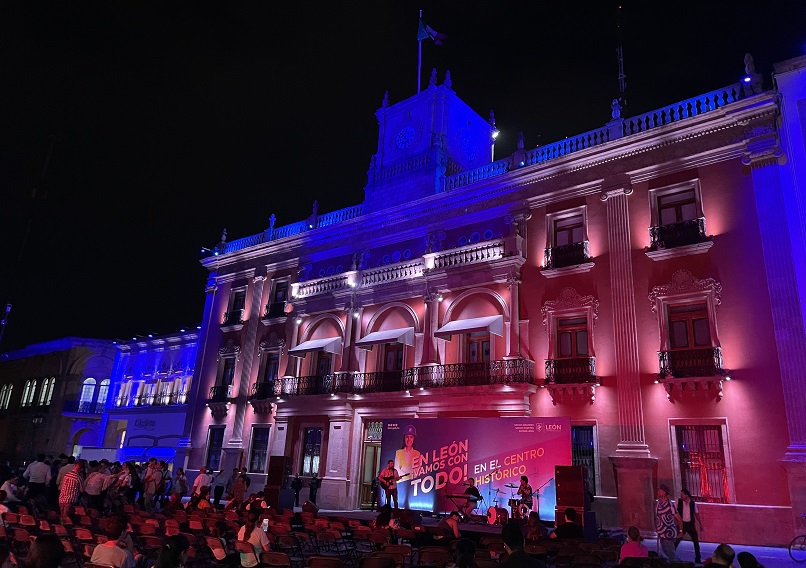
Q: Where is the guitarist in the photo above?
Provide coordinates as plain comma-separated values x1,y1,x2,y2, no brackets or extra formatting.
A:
378,460,400,508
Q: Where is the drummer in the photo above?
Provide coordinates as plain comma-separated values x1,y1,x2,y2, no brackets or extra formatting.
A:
461,477,481,519
517,475,533,512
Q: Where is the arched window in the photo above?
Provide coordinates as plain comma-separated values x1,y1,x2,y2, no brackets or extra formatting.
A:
0,385,8,409
39,377,55,406
97,379,110,408
80,378,96,411
21,379,36,407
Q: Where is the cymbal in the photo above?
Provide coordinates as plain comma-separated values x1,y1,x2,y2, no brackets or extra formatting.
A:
504,483,517,488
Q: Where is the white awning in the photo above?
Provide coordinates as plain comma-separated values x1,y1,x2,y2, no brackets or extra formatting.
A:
435,315,504,339
288,337,342,358
355,327,415,350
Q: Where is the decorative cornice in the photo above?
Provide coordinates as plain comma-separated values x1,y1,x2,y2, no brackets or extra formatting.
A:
217,339,241,361
215,268,256,285
648,269,722,313
541,287,599,326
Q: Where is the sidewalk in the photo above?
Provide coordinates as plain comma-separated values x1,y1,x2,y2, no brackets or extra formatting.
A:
650,539,796,567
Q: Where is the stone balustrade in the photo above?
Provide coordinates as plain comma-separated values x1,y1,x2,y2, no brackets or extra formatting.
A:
292,273,351,299
429,239,504,269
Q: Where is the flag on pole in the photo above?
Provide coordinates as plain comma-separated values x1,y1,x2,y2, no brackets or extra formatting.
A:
417,18,446,45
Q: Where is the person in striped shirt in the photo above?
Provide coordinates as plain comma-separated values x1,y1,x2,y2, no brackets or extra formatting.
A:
58,460,86,518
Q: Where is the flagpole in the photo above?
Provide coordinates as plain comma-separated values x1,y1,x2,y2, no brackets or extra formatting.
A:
417,9,423,93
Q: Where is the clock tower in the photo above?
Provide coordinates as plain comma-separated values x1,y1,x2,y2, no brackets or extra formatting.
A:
364,69,496,213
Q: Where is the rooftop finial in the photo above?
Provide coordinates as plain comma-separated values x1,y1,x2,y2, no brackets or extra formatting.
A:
611,98,622,119
382,91,389,108
429,68,437,87
444,70,452,89
517,132,525,151
744,53,763,95
220,228,228,243
489,110,496,128
312,200,319,216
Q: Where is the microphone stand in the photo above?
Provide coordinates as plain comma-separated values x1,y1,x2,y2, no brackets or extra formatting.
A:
535,477,554,521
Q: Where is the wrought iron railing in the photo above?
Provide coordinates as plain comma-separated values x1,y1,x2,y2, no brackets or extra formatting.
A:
222,309,244,326
543,241,591,270
249,381,280,400
649,218,708,250
658,347,725,379
208,385,233,403
545,357,597,384
401,360,535,389
264,302,287,319
62,400,104,414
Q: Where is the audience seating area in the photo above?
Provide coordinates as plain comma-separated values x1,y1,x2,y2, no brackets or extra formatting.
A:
0,504,693,568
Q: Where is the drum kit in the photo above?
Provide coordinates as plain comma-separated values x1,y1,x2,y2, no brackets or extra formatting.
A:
485,483,531,525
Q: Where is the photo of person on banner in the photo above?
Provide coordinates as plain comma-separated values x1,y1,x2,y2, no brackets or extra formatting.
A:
394,424,420,508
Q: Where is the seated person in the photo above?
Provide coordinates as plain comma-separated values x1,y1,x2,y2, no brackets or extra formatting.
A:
549,508,584,540
435,511,461,540
619,526,648,563
501,521,546,568
90,515,135,568
525,512,547,540
0,476,23,503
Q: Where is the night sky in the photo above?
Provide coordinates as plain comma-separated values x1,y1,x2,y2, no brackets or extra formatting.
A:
2,2,805,351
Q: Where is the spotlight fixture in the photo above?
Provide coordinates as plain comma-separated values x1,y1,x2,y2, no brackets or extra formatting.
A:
437,293,444,302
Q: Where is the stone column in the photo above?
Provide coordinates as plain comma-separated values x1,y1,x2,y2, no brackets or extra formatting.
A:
601,179,656,530
229,276,266,448
745,136,806,536
420,293,440,365
270,415,289,457
320,405,353,509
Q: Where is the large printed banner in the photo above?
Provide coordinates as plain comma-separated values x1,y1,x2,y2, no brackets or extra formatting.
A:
380,417,571,520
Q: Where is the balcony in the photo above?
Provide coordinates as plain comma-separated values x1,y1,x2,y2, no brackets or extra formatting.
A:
264,302,287,320
62,400,104,415
129,392,187,407
544,357,597,405
207,385,233,403
275,360,535,397
646,218,713,260
541,241,594,278
657,348,728,400
249,381,280,400
221,309,244,330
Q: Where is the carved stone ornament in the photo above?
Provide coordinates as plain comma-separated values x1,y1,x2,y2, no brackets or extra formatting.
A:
542,287,599,327
648,269,722,313
258,332,286,356
216,339,241,362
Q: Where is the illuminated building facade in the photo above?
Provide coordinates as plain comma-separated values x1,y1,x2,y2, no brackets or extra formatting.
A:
180,55,806,545
0,337,116,459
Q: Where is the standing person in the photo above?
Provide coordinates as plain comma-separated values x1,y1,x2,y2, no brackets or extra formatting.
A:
676,488,704,564
378,460,399,508
655,484,682,561
143,459,164,512
308,473,321,504
58,460,86,518
84,462,120,512
461,478,481,519
23,454,51,500
517,475,533,513
171,467,188,499
224,468,240,497
56,456,75,489
619,526,649,563
192,466,214,496
291,474,303,507
369,476,380,512
227,474,247,508
237,510,271,568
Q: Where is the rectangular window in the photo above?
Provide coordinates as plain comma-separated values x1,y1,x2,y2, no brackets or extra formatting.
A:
554,214,584,247
675,425,729,503
668,304,712,350
557,317,589,358
225,289,246,324
249,426,271,473
221,358,236,387
206,426,225,471
302,427,323,476
466,332,491,363
263,353,280,383
266,281,289,318
571,425,596,495
658,189,697,225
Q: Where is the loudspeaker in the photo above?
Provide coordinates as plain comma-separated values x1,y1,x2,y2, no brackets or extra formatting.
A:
267,456,292,487
302,500,320,514
555,465,585,508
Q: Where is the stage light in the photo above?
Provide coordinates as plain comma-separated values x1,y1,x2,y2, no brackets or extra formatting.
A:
405,390,410,395
725,375,732,381
148,334,153,338
132,337,137,340
654,379,659,384
743,76,751,83
295,316,303,325
419,387,425,391
196,325,201,329
180,328,186,332
437,293,444,302
519,161,525,167
491,129,500,140
595,382,600,387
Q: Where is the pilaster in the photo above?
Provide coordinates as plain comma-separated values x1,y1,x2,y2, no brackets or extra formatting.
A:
601,179,650,456
282,317,302,377
420,294,440,365
270,416,289,457
320,406,353,509
229,276,266,447
609,456,658,530
506,274,522,358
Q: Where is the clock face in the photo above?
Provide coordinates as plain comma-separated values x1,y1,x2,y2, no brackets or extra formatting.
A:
395,126,416,150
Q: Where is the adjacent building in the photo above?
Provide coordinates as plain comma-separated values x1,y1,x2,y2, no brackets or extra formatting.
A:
0,337,116,459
